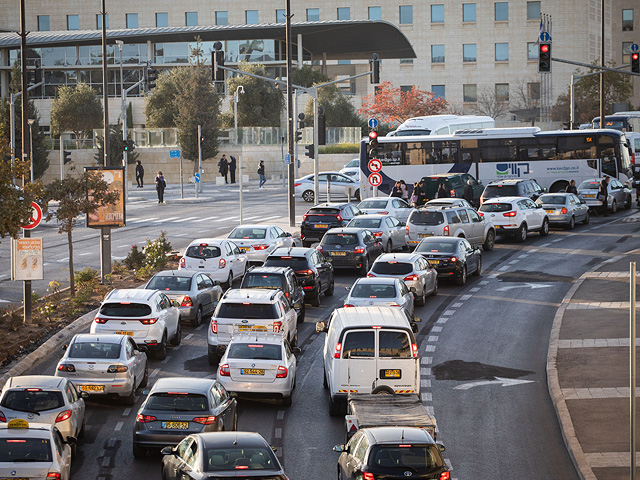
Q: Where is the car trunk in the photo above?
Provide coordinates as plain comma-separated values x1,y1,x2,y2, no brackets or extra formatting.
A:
215,303,279,342
1,390,66,425
228,359,279,383
97,318,151,338
0,463,53,479
143,393,210,434
321,233,361,261
69,360,117,381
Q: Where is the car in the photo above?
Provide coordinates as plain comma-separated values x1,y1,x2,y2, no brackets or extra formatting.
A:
133,377,238,458
478,196,550,242
144,270,223,326
356,196,415,222
227,224,297,265
368,253,438,306
208,289,298,365
0,420,74,480
416,173,484,206
333,426,449,480
161,431,288,480
577,177,632,213
414,236,482,286
424,197,473,208
339,158,360,178
300,203,362,247
55,334,148,406
405,205,496,251
318,228,384,275
347,214,407,252
480,178,545,204
179,238,248,288
295,171,361,203
90,289,181,360
264,247,335,307
217,332,299,406
0,376,86,443
344,277,414,317
535,192,590,228
240,266,306,322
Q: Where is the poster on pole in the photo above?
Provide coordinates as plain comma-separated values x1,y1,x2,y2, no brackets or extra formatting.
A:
85,167,126,228
12,237,44,281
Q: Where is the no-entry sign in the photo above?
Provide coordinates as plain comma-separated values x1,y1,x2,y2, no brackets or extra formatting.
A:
368,173,382,187
22,202,42,230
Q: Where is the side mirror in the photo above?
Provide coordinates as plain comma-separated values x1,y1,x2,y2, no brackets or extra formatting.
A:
229,392,238,398
137,345,149,353
398,222,406,227
161,446,176,456
66,436,77,445
271,445,278,453
412,316,422,323
437,443,446,452
316,321,327,333
79,391,90,399
410,322,419,333
286,232,292,237
172,300,180,307
293,347,302,354
345,286,351,291
62,344,68,351
333,444,346,453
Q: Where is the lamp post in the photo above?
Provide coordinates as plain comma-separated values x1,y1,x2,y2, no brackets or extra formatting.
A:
115,40,128,202
234,85,245,223
27,119,35,184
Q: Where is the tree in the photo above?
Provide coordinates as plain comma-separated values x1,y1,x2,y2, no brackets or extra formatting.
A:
50,83,103,141
303,84,363,127
291,66,330,88
226,61,283,127
510,78,541,126
473,86,510,120
144,68,186,128
358,82,448,125
94,122,139,166
43,170,119,295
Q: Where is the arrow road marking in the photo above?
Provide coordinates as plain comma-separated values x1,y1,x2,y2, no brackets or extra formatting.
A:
496,283,554,291
454,377,535,390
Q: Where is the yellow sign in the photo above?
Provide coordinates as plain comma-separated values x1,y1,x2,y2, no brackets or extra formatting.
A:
7,419,29,429
86,167,126,228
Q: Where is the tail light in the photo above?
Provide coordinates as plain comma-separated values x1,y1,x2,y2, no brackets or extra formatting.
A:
136,414,157,423
373,231,383,237
0,412,5,422
302,214,308,221
179,257,185,268
443,225,449,236
253,244,269,250
47,474,62,480
561,207,568,214
193,416,216,425
343,304,355,308
276,366,288,378
219,258,226,269
57,364,75,372
334,343,342,358
354,246,365,254
294,183,301,187
296,269,314,275
404,274,419,282
336,215,343,221
478,212,484,217
411,343,419,358
211,320,218,334
363,473,375,480
405,224,410,234
107,365,128,373
440,472,451,480
450,257,458,263
273,321,282,333
219,364,230,376
377,211,389,215
317,245,323,252
390,303,403,308
367,273,376,277
181,296,193,307
94,317,108,324
140,317,158,325
503,211,517,217
55,410,72,423
450,189,456,197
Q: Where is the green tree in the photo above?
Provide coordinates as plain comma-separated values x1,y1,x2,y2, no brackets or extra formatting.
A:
44,170,119,295
303,84,363,127
144,68,186,128
290,66,330,88
50,83,103,141
226,61,283,127
94,122,139,166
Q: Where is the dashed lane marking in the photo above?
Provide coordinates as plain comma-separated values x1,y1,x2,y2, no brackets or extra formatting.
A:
425,345,436,352
193,216,218,223
443,310,456,316
277,410,285,420
151,368,160,377
437,317,449,324
275,428,282,439
428,336,439,342
460,294,472,300
498,265,509,271
161,355,172,364
196,324,205,331
421,379,432,388
185,334,194,340
114,422,123,431
479,280,489,285
213,216,239,222
452,303,463,308
432,326,442,333
422,357,433,365
421,392,432,402
153,217,179,223
122,408,131,417
101,457,110,467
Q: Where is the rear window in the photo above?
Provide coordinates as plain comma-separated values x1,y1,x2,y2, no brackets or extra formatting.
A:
537,195,567,205
351,283,397,298
0,438,52,462
205,446,279,472
420,177,449,196
483,185,518,197
243,274,284,290
379,330,412,358
1,390,64,412
99,302,152,317
371,261,413,275
409,211,444,225
185,245,221,259
578,181,600,190
342,330,375,358
322,233,359,246
349,218,382,229
146,392,208,411
147,275,192,291
264,256,310,271
368,445,445,470
307,208,340,215
359,200,388,209
305,215,340,223
68,341,121,359
227,343,282,360
228,228,267,240
415,241,456,254
479,203,512,213
217,303,277,319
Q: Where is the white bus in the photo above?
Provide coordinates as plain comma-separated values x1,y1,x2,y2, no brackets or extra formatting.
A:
360,127,632,198
386,115,495,137
593,112,640,132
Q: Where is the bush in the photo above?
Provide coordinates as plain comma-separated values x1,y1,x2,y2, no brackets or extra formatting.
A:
123,245,146,270
319,143,359,154
143,231,173,269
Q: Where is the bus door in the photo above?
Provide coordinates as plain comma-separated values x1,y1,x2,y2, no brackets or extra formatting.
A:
459,139,481,179
598,135,618,178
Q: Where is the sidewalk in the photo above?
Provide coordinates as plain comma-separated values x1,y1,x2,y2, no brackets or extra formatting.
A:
549,255,640,480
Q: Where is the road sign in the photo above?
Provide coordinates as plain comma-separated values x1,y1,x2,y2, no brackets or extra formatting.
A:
368,118,378,129
368,158,382,173
539,31,550,42
22,202,42,230
631,43,639,52
368,173,382,187
285,154,291,165
169,149,181,158
194,173,201,183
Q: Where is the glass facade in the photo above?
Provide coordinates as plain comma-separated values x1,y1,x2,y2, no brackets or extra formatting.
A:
463,3,476,22
623,9,633,31
368,6,382,20
527,42,538,60
67,15,79,30
432,85,445,99
463,44,476,62
399,5,413,24
431,4,444,23
246,10,259,24
185,12,198,26
126,13,138,29
337,7,350,20
463,84,477,102
96,14,109,29
495,83,509,102
276,9,286,23
37,15,49,31
623,42,633,64
495,43,509,61
527,2,541,20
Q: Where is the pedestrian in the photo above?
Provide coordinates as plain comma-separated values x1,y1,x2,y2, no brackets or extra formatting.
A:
218,154,229,183
258,160,266,188
410,182,419,206
229,155,237,184
399,180,409,201
390,181,402,197
462,179,474,204
135,160,144,188
437,183,449,198
598,176,610,216
565,179,578,194
416,180,427,206
155,171,166,204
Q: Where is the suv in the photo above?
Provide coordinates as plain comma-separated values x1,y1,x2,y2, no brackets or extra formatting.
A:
208,289,298,365
240,266,306,322
301,203,362,247
264,247,335,307
479,196,549,242
416,173,483,205
406,205,496,251
480,178,544,204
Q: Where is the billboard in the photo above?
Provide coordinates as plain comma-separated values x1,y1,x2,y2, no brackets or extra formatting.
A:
12,237,44,281
85,167,126,228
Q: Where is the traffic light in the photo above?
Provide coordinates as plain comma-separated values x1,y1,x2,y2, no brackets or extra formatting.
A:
63,150,72,165
200,136,205,149
305,144,315,159
318,111,326,145
213,50,225,82
147,66,157,91
632,52,640,74
295,130,302,143
538,43,551,73
368,130,379,156
370,53,380,84
123,139,135,152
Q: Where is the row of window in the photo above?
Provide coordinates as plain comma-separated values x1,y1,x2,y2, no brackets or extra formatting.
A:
429,42,541,64
393,82,539,103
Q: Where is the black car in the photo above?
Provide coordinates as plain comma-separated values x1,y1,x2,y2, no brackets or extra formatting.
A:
300,203,362,247
417,172,484,206
480,178,545,204
264,247,334,307
333,426,449,480
161,431,288,480
240,266,306,322
319,228,384,275
414,236,481,286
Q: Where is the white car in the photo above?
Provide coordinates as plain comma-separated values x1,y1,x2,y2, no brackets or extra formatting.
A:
347,214,407,252
479,196,550,242
294,172,361,203
344,277,414,317
357,197,415,223
179,238,248,288
227,225,297,264
55,334,148,406
217,332,299,406
425,198,473,208
90,289,181,360
339,158,360,178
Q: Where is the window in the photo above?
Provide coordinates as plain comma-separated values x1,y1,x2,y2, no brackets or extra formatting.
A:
185,12,198,26
495,2,508,21
379,331,412,358
400,85,412,93
399,58,413,64
495,43,509,61
342,331,375,358
527,42,538,60
216,11,228,25
527,1,541,20
275,9,286,23
96,14,108,29
246,10,259,24
495,83,509,102
432,85,445,99
126,13,138,29
463,84,477,103
368,6,382,20
463,44,476,62
623,9,634,31
431,45,445,63
306,8,320,21
431,4,444,23
67,15,79,30
399,5,413,24
527,82,540,100
155,13,168,27
38,15,49,31
462,3,476,22
337,7,350,20
623,42,633,64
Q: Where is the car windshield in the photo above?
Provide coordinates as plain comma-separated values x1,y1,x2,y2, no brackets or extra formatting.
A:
228,228,267,240
322,233,359,246
371,261,413,275
419,178,449,197
368,445,445,470
349,218,382,229
217,303,277,319
409,211,444,225
483,185,518,197
99,302,152,317
537,195,567,205
415,241,456,253
346,159,359,168
68,341,121,359
479,203,512,213
578,181,600,190
0,438,52,462
1,390,64,412
244,274,284,290
146,275,192,291
359,200,388,209
227,343,282,360
185,245,221,259
146,393,208,411
264,257,310,271
350,283,397,298
205,446,279,472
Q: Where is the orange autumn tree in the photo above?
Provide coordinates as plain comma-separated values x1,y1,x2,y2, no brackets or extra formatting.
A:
358,82,448,125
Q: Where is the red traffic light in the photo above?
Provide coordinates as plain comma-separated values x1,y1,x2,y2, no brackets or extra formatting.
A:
540,44,549,53
369,131,378,140
633,53,639,60
200,136,205,142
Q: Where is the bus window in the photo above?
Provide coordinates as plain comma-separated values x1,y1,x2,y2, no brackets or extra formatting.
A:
479,141,518,162
598,135,617,177
556,136,597,160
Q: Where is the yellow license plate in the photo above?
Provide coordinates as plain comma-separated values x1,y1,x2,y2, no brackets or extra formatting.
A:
382,369,401,378
331,251,347,256
419,233,433,238
315,224,328,228
584,194,595,198
79,385,104,392
427,259,440,265
162,421,189,429
115,331,134,336
545,209,555,214
237,325,268,332
239,246,250,252
241,368,265,375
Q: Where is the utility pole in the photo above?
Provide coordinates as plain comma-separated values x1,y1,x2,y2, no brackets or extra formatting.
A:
599,0,604,128
285,0,295,227
100,0,112,282
631,261,637,480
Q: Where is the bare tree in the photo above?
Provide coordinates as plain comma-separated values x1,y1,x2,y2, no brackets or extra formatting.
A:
510,78,540,126
473,86,510,120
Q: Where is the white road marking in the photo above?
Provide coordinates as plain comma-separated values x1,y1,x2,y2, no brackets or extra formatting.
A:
277,410,285,420
173,233,186,237
193,216,218,223
427,336,439,342
79,252,91,256
421,379,432,388
425,345,436,352
452,302,463,308
437,317,449,324
213,216,239,222
0,275,8,280
185,334,194,340
131,218,157,223
161,355,171,364
529,248,539,253
196,324,205,331
454,377,535,390
498,266,509,271
518,254,529,259
488,273,498,278
260,215,283,222
443,309,456,316
122,408,131,417
470,287,480,292
540,243,551,247
432,326,442,333
176,217,198,222
421,392,432,402
460,294,472,300
114,421,124,431
551,238,563,243
479,280,489,285
422,357,433,365
275,428,282,439
151,368,160,377
154,217,180,222
422,368,432,375
426,406,435,416
101,457,111,467
508,260,519,264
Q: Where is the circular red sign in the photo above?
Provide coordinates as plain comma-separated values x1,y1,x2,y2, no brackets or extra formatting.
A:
368,158,382,173
368,173,383,187
22,202,42,230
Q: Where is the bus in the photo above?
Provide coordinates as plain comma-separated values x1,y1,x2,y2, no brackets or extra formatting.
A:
592,112,640,132
359,127,632,199
386,115,495,137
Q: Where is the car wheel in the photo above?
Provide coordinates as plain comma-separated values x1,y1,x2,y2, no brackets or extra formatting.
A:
455,266,467,286
132,443,147,459
626,195,632,209
385,240,392,253
290,330,298,348
325,277,335,296
431,278,438,296
123,380,137,406
567,216,575,230
583,211,590,225
415,283,426,307
297,303,306,323
140,364,149,388
302,190,315,203
192,307,203,327
473,257,482,276
323,368,329,389
154,332,168,360
70,441,77,458
208,351,219,366
170,322,181,346
482,229,495,251
354,189,361,201
611,199,618,214
516,223,528,243
311,285,321,307
225,271,233,290
539,218,549,236
359,256,369,276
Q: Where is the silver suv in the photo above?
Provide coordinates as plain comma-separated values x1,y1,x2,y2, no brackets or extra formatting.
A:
406,205,496,251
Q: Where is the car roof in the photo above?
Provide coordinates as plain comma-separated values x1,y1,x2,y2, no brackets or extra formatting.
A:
365,426,434,444
104,289,160,302
579,178,607,184
5,375,65,390
246,266,292,275
72,333,125,344
332,306,409,327
150,377,216,394
231,224,277,229
309,203,351,209
486,179,529,185
353,277,399,286
418,236,461,244
421,173,465,178
360,197,392,202
325,227,364,235
349,215,388,220
375,253,423,263
229,332,286,344
186,238,226,246
151,270,198,278
199,431,271,449
0,422,56,435
270,247,314,257
222,288,281,303
482,196,530,203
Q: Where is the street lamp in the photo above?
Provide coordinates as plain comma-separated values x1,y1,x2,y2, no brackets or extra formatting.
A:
115,39,128,202
233,85,245,144
27,119,35,183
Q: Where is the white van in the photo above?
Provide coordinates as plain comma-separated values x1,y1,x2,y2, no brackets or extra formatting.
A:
316,306,420,416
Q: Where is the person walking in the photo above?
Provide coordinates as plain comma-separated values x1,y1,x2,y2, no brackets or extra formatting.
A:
229,155,237,184
135,160,144,188
155,171,166,204
565,179,578,194
258,160,266,188
390,181,402,197
416,180,427,206
218,154,229,183
410,182,419,206
399,180,409,201
598,176,610,216
462,179,474,204
437,183,449,198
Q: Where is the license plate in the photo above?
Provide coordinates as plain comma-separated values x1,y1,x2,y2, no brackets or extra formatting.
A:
162,421,189,429
419,233,433,238
315,224,328,228
330,251,347,256
115,331,134,336
237,325,268,332
494,225,501,229
241,368,265,375
584,194,595,198
238,246,250,252
79,385,104,392
381,369,401,379
545,209,555,214
427,259,440,265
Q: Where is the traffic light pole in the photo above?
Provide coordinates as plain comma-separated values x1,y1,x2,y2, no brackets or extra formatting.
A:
196,124,201,199
286,0,295,227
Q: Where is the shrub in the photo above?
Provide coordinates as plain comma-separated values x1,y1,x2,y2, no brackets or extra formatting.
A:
143,231,173,269
123,245,146,270
318,143,359,154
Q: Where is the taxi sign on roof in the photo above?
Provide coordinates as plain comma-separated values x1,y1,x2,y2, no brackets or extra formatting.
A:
7,419,29,429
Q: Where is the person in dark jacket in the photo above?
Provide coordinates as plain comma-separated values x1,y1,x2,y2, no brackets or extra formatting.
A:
135,160,144,188
416,180,427,206
229,156,237,184
218,155,229,183
258,160,266,188
598,176,610,215
155,171,166,204
462,179,474,204
390,181,402,197
437,183,449,198
565,179,578,194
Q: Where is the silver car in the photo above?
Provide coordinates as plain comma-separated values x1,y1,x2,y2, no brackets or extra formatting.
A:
227,224,297,264
357,197,415,222
344,277,414,317
367,253,438,306
55,334,149,406
577,177,632,213
347,214,407,252
535,193,590,228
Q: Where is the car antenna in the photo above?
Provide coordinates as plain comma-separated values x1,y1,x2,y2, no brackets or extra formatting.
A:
401,429,405,442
